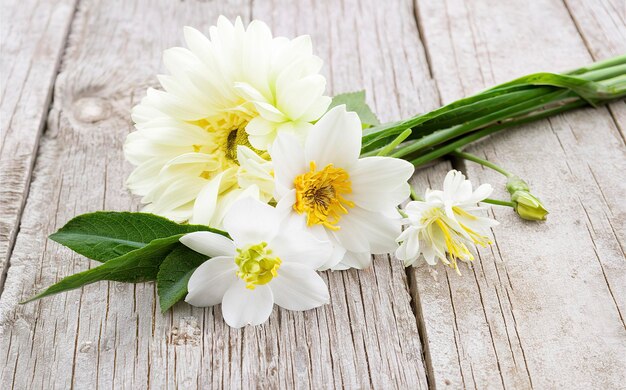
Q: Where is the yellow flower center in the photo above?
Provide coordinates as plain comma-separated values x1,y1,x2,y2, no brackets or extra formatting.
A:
452,206,493,247
235,242,281,290
293,161,354,230
187,113,269,186
224,127,260,161
422,208,474,272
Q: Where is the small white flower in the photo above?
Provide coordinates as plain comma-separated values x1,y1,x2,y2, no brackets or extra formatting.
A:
271,105,415,270
125,16,330,226
181,197,332,328
396,170,499,273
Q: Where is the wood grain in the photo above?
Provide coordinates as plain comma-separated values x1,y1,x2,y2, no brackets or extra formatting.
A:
2,0,625,388
410,0,626,388
0,0,439,388
564,0,626,154
0,0,77,292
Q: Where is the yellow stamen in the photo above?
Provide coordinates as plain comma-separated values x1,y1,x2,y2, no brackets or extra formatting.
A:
421,207,474,272
234,242,281,290
434,219,474,262
452,206,478,220
453,206,492,247
293,162,354,230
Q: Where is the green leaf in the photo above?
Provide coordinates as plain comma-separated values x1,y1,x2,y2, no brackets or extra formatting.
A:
23,235,186,303
156,245,209,312
50,211,224,262
330,90,380,128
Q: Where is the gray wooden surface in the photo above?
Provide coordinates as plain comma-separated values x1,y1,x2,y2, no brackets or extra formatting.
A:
0,0,624,389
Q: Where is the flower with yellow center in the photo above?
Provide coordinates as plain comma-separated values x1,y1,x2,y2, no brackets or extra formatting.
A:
181,197,332,328
271,105,415,270
396,170,499,273
234,242,282,289
293,162,354,229
124,17,330,227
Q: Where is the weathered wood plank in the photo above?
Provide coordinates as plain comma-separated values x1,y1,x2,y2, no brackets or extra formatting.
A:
0,0,77,291
0,0,439,388
564,0,626,174
409,0,626,388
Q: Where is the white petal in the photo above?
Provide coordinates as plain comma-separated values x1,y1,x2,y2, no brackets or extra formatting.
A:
252,101,286,123
333,251,372,270
180,231,235,257
270,133,306,195
270,263,329,310
351,156,414,187
469,183,493,204
210,185,261,228
233,81,269,104
305,105,361,170
298,96,332,122
349,156,414,211
221,282,274,328
162,152,215,170
185,256,237,307
270,214,332,269
443,170,465,194
442,170,472,203
395,227,421,264
150,176,207,216
223,197,282,246
126,158,164,196
421,240,439,265
246,116,275,136
277,74,327,120
275,189,297,217
312,229,346,271
190,171,229,225
334,207,401,254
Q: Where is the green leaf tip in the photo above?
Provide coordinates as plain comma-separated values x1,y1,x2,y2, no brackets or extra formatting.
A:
23,211,229,304
330,90,380,128
22,235,187,304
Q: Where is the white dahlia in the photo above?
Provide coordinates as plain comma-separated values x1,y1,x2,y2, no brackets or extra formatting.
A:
125,16,330,226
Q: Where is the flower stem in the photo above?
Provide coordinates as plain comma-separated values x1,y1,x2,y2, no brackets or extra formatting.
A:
450,150,513,177
361,55,626,158
409,187,422,201
389,90,570,159
482,198,516,208
408,99,587,167
377,129,412,156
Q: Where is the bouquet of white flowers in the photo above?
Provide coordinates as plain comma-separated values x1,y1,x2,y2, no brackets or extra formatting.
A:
24,17,626,328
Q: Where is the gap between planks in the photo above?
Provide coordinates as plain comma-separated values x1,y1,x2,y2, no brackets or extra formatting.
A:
0,0,79,296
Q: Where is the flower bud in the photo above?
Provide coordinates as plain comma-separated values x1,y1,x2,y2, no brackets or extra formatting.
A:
506,176,548,221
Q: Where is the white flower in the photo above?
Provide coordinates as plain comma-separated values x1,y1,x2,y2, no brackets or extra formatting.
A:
181,197,332,328
125,16,330,226
396,170,499,273
271,105,415,270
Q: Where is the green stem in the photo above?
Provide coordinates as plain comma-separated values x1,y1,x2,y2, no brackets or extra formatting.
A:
567,54,626,75
377,129,412,156
482,198,515,207
391,90,569,159
361,55,626,156
409,99,586,167
451,150,513,177
410,187,422,201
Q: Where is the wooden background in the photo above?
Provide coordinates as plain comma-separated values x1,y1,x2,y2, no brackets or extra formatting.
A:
1,0,625,388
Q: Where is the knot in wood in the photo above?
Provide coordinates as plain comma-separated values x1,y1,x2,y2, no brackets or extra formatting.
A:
73,97,111,123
